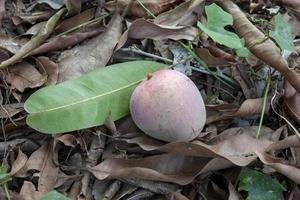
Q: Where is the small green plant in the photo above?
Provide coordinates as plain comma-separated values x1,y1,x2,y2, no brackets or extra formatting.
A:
197,3,249,57
238,168,285,200
269,13,296,52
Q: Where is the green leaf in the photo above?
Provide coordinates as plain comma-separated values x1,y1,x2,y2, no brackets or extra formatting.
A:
238,168,285,200
269,13,296,52
197,3,248,55
25,61,167,134
0,166,11,185
40,190,70,200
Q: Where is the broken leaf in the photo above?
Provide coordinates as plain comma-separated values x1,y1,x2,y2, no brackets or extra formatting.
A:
25,61,166,134
270,13,296,52
238,167,285,200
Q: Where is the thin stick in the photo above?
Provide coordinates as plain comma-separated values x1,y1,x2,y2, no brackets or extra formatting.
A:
256,74,271,139
54,13,111,38
136,0,156,18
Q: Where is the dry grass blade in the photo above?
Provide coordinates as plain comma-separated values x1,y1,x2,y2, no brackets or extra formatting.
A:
0,8,66,69
215,0,300,93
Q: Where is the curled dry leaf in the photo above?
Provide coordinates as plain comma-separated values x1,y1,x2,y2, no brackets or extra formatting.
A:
35,56,59,86
276,0,300,12
195,47,234,67
127,19,198,41
6,61,47,92
8,148,28,176
58,13,122,82
0,8,66,69
20,181,42,200
121,126,274,166
215,0,300,93
92,154,212,185
55,134,84,148
54,7,96,34
0,103,24,119
30,28,104,55
12,10,55,25
65,0,82,16
256,151,300,184
104,0,184,17
283,71,300,124
0,35,27,54
206,98,268,123
155,0,204,26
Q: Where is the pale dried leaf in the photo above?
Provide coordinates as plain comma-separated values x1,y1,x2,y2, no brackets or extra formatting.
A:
58,13,122,82
35,56,59,85
128,19,198,41
6,62,47,92
0,103,24,118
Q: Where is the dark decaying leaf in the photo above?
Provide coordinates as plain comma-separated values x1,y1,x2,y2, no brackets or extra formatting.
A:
58,13,122,82
25,61,166,134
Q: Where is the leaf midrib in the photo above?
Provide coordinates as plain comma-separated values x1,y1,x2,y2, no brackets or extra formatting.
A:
29,79,142,114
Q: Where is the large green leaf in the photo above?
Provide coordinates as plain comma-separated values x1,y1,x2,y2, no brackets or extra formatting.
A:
238,168,285,200
25,61,167,134
269,13,296,52
197,3,249,57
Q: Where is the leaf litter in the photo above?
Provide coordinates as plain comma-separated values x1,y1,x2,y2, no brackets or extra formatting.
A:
1,0,300,199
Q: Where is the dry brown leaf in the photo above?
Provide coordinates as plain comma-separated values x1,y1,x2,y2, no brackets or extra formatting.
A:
65,0,81,16
0,0,5,25
54,7,96,34
104,0,184,17
30,28,104,55
127,19,198,41
154,0,204,26
276,0,300,12
172,192,190,200
0,9,66,69
216,0,300,93
0,103,24,118
121,126,274,166
207,98,267,123
25,21,47,35
91,154,211,185
228,182,242,200
12,10,55,25
35,56,59,86
0,48,10,63
55,134,84,148
0,35,27,54
38,141,59,195
58,13,122,82
20,181,42,200
8,148,28,176
195,48,232,67
283,11,300,36
6,61,47,92
256,151,300,184
283,71,300,124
